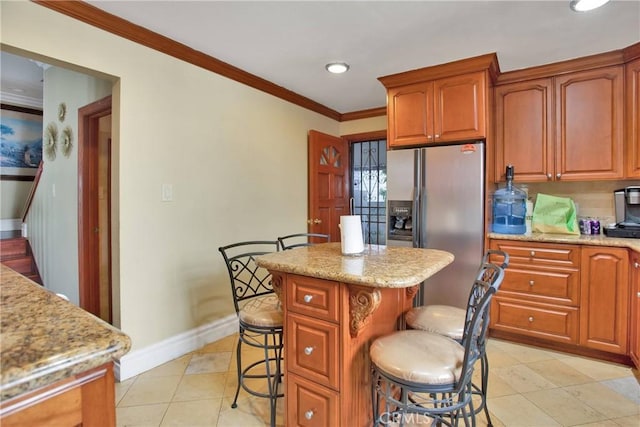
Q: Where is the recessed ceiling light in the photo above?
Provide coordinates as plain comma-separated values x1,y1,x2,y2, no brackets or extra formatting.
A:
325,62,350,74
569,0,610,12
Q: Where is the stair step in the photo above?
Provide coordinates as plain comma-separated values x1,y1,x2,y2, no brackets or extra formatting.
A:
0,237,28,259
2,256,34,275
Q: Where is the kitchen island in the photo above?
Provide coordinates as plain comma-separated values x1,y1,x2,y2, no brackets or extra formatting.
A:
0,265,131,426
256,242,454,427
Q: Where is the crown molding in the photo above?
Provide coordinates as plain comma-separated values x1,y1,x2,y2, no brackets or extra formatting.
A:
32,0,349,121
0,91,43,110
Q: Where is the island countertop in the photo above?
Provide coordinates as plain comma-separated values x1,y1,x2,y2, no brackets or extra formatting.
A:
255,242,454,288
0,265,131,401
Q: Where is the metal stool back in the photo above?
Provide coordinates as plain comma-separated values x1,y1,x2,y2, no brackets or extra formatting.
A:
277,232,330,250
404,249,509,426
218,240,283,427
371,262,505,426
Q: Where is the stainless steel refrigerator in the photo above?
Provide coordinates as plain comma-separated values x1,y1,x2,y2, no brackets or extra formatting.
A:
386,142,485,308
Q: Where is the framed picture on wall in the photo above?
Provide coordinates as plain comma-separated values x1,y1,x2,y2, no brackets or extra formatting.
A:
0,103,43,181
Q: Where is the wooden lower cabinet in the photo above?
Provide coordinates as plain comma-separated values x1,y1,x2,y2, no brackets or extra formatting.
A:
580,246,629,354
489,240,580,344
492,297,579,344
287,373,340,427
630,252,640,368
276,272,416,427
0,363,115,427
490,240,633,361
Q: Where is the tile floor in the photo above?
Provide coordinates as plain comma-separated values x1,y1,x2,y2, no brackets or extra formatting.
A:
115,334,639,426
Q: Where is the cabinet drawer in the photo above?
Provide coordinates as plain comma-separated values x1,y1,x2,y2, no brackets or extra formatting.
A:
490,297,578,344
500,265,579,305
287,275,339,322
287,372,340,427
287,313,340,390
491,240,579,267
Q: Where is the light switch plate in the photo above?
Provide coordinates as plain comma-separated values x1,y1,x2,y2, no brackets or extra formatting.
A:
161,184,173,201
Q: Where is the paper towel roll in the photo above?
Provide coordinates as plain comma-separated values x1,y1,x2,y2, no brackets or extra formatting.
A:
339,215,364,255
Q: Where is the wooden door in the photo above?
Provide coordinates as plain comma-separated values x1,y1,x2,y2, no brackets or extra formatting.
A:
78,96,112,323
434,71,487,143
494,79,554,182
579,246,629,354
308,130,349,243
386,82,433,147
626,58,640,178
555,66,624,181
630,253,640,368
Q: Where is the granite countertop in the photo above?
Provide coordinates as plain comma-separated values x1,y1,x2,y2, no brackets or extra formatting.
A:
488,232,640,252
255,242,454,288
0,265,131,401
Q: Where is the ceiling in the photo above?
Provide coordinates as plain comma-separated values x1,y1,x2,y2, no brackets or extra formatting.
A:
2,1,640,114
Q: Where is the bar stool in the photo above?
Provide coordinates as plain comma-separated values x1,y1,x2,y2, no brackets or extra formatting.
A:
277,232,330,250
404,249,509,426
218,240,283,427
370,262,505,426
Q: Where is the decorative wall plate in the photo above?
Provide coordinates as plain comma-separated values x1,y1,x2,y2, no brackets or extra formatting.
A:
58,102,67,122
61,126,73,157
45,122,58,161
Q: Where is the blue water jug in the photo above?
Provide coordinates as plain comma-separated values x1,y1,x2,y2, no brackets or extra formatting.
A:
492,165,526,234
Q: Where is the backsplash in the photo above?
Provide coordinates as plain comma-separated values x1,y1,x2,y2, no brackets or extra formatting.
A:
517,180,640,227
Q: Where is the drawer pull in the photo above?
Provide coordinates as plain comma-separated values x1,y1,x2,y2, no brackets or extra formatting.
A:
303,294,313,303
305,410,314,420
529,280,535,286
528,316,534,322
304,346,315,355
530,251,536,257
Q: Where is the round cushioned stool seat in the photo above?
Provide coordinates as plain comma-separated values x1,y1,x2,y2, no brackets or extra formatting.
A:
370,329,464,385
405,305,466,340
239,295,283,327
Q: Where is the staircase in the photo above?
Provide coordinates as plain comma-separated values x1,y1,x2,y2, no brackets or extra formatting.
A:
1,232,42,285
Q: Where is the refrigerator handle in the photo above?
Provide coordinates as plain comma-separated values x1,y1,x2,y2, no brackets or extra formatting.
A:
413,149,421,248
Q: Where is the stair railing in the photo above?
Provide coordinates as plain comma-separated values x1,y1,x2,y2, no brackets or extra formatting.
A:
21,161,44,223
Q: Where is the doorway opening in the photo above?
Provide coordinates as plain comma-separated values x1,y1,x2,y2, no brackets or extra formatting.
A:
350,136,387,245
78,96,113,324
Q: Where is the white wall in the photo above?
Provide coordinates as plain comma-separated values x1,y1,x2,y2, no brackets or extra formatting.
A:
25,66,112,304
339,116,387,136
0,180,31,221
1,0,348,352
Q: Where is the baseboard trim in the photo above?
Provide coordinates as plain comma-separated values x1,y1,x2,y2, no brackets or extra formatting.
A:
0,219,22,232
114,314,238,381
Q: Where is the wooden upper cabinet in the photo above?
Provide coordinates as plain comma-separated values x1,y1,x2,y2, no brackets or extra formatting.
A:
494,65,624,182
495,79,554,182
387,82,433,147
380,53,497,149
555,66,624,181
387,72,486,148
434,72,486,143
626,58,640,178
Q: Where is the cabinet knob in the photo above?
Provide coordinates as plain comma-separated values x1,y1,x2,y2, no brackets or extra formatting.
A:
305,410,314,420
547,173,552,180
634,262,639,268
304,346,314,355
556,173,562,179
530,251,536,257
528,316,534,322
529,280,535,286
637,292,640,298
303,294,313,303
434,134,440,139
